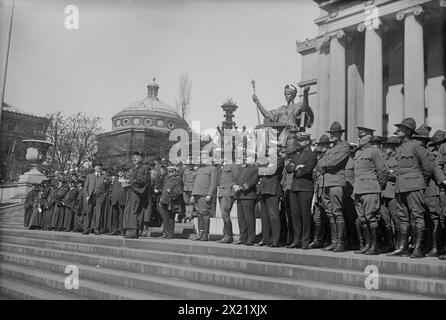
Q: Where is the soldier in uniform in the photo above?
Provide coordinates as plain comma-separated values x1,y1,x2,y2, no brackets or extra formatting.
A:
431,130,446,259
309,134,331,248
285,133,317,249
353,129,387,255
24,186,37,228
50,179,69,231
344,142,359,250
280,139,296,246
216,155,239,244
387,118,434,258
411,127,446,257
190,158,218,241
233,152,259,246
320,121,350,252
122,151,150,238
380,136,401,253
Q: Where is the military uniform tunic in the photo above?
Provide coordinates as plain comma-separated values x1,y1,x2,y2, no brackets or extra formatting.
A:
353,145,387,228
395,139,433,232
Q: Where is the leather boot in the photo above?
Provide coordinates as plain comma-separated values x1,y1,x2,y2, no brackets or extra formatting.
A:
387,226,409,256
140,224,148,238
410,227,425,258
309,224,324,249
355,224,370,254
380,227,395,253
333,221,345,252
217,235,229,243
354,220,364,251
426,221,440,257
200,216,210,241
322,220,337,251
365,225,380,255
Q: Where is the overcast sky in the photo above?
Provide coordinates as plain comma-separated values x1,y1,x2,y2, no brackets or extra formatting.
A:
0,0,319,132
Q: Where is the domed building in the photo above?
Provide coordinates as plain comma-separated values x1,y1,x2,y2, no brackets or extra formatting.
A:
96,79,189,167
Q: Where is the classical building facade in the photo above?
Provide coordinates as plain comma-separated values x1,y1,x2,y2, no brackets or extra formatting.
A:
296,0,446,141
96,80,189,167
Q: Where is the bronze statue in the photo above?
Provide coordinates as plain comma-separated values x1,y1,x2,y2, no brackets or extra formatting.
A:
252,84,314,131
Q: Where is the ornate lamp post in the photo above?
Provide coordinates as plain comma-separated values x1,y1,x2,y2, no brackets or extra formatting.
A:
218,99,238,163
18,139,53,184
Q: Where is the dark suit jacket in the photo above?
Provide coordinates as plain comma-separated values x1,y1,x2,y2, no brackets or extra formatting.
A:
257,158,284,196
286,148,317,192
235,165,259,200
85,172,108,198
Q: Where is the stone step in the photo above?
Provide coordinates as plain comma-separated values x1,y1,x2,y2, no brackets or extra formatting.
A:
1,239,445,299
2,228,444,279
1,245,440,300
0,262,175,300
0,252,288,300
0,278,77,300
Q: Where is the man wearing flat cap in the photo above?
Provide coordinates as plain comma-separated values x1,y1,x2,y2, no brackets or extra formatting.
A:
319,121,350,252
122,151,150,238
83,160,109,235
431,130,446,259
387,118,434,258
285,133,317,249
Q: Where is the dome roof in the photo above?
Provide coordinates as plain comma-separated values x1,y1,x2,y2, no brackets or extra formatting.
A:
113,78,179,119
111,79,187,133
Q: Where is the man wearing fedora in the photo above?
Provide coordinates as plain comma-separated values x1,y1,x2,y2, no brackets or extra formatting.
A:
432,130,446,259
320,121,350,252
122,151,150,238
285,133,317,249
309,134,331,249
380,136,401,253
411,127,446,257
388,118,434,258
353,127,387,255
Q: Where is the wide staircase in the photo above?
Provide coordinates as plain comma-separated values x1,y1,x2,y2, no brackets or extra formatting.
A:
0,205,445,300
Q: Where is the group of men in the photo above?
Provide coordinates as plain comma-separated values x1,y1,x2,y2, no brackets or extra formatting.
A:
23,116,446,260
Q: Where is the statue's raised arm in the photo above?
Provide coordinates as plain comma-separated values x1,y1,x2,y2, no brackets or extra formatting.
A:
252,84,314,131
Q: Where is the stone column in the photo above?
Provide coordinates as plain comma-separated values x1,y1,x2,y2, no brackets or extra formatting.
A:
396,5,425,125
425,22,445,132
328,30,347,129
317,39,330,135
386,32,404,134
358,21,384,136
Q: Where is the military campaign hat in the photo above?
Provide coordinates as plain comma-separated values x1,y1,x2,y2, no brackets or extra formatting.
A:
371,136,383,144
296,132,311,141
395,117,416,133
315,134,331,145
420,124,432,133
412,126,431,141
357,126,375,138
429,130,446,146
382,136,401,146
326,121,345,133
